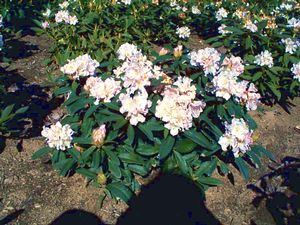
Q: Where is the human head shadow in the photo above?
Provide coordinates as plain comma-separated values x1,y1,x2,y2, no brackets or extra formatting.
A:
248,156,300,225
49,209,105,225
117,173,221,225
0,67,63,140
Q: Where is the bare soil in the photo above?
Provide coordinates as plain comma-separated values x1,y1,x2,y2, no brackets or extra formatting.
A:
0,35,299,225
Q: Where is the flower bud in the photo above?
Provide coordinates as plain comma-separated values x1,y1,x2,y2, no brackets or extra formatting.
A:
92,125,106,147
97,172,107,185
173,45,183,58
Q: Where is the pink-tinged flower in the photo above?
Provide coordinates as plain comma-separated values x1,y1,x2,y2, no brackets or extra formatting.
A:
92,125,106,146
117,43,139,60
190,48,221,75
41,121,73,151
84,77,121,105
60,54,99,79
218,118,253,157
244,20,258,32
221,56,244,76
173,45,183,58
155,77,205,136
55,10,69,23
119,92,152,126
212,71,238,100
67,15,78,25
159,47,169,56
282,38,300,54
42,21,50,29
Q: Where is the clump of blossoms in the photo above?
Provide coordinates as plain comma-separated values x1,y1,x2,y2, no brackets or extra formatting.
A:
84,77,122,105
291,62,300,82
254,50,274,68
55,10,78,25
218,118,253,158
281,38,300,54
244,19,258,33
215,7,228,21
117,43,139,60
190,48,221,75
92,125,106,147
41,122,74,150
114,44,164,94
119,92,152,126
155,77,206,136
176,26,191,39
60,54,99,79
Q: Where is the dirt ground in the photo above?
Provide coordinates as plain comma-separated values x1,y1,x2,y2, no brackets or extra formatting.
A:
0,35,299,225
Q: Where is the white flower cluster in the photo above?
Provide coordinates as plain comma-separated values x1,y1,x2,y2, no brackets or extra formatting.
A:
60,54,99,79
176,26,191,39
287,18,300,29
191,6,201,15
244,20,258,32
216,7,228,21
190,47,221,75
218,24,232,35
114,43,164,94
119,92,152,126
155,77,206,136
212,56,260,110
41,122,74,150
254,50,274,68
281,38,300,54
218,118,253,158
84,77,122,105
55,10,78,25
291,62,300,82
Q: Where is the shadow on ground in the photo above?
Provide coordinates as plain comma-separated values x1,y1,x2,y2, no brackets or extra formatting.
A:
49,174,220,225
0,66,63,142
248,157,300,225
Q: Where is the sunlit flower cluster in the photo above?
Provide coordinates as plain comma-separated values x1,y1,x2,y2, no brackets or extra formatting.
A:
41,121,74,150
155,77,206,136
60,54,99,79
281,38,300,54
117,43,139,60
176,26,191,39
190,48,221,75
55,10,78,25
114,44,164,93
254,50,274,68
244,19,258,32
84,77,122,105
291,62,300,82
218,118,253,157
119,92,152,126
216,7,228,21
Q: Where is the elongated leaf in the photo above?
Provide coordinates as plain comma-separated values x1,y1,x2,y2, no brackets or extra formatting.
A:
235,157,250,181
76,168,97,179
106,182,133,202
159,136,175,160
174,151,189,175
32,147,52,160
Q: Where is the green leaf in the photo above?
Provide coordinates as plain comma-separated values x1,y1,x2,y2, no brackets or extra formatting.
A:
104,148,120,166
108,160,122,178
174,139,197,154
138,123,154,141
235,157,250,181
184,130,215,150
32,147,52,160
251,145,276,161
118,153,144,165
159,136,175,160
15,106,29,114
1,104,14,119
197,176,223,186
76,168,97,179
174,151,189,175
125,125,135,145
106,182,133,202
136,143,159,156
73,137,92,145
81,146,96,162
128,164,148,176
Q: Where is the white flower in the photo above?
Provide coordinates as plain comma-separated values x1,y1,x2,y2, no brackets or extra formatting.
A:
117,43,139,61
281,38,300,54
119,92,152,126
84,77,122,105
291,62,300,82
121,0,132,5
218,24,231,35
218,118,253,157
42,9,51,17
176,26,191,39
59,1,69,9
55,10,69,23
41,122,74,150
287,18,300,29
191,6,201,14
155,77,205,136
190,48,221,75
67,15,78,25
42,21,50,29
216,7,228,21
254,50,274,68
244,20,258,32
60,54,99,79
212,71,238,100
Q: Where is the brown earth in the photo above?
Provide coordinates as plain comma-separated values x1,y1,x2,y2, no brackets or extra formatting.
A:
0,35,299,225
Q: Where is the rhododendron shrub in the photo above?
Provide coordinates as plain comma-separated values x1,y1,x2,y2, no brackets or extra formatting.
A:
33,43,274,202
200,0,300,103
